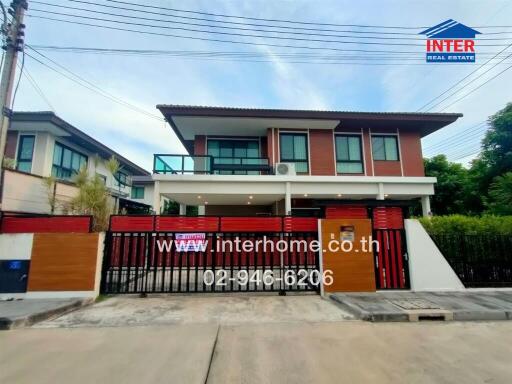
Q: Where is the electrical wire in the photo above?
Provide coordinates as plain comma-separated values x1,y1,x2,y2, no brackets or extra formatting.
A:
27,9,512,48
30,1,512,42
439,63,512,111
24,14,508,56
417,42,512,111
101,0,512,30
20,64,56,111
11,47,24,109
25,46,164,121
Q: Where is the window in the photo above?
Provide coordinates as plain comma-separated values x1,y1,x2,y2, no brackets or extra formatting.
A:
115,171,128,187
131,186,145,199
207,139,260,174
52,142,88,180
16,135,35,173
372,136,399,161
335,135,363,174
279,133,308,173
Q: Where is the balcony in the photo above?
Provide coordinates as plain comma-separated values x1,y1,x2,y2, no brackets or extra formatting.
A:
153,154,273,175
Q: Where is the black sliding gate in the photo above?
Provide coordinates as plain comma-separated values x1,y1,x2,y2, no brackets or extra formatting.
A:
100,231,320,294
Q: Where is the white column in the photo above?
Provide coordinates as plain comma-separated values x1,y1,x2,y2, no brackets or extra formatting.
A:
153,181,160,214
285,182,291,215
377,182,385,200
179,204,186,215
421,196,431,217
198,205,205,215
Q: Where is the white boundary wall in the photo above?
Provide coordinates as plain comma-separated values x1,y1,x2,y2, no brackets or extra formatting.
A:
405,219,465,291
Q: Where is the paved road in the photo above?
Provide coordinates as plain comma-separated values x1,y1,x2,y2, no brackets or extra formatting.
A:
2,321,512,383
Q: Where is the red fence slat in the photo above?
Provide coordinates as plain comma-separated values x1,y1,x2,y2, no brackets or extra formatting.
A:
110,216,154,232
156,217,219,232
220,217,282,232
1,216,91,233
283,217,318,232
372,207,404,229
325,206,368,219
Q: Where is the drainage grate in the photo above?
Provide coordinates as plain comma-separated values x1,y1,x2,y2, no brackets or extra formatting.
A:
388,299,442,310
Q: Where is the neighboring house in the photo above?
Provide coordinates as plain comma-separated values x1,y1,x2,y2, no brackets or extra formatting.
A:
2,111,153,214
152,105,462,217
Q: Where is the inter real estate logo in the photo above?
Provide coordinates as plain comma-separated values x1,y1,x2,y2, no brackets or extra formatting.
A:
420,19,481,63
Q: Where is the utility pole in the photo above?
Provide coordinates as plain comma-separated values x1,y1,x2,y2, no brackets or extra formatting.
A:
0,0,27,209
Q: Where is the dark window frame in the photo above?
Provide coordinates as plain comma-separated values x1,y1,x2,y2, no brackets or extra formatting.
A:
114,170,129,187
279,132,309,173
52,141,88,180
16,134,35,173
131,185,145,199
334,134,365,174
371,135,400,161
207,138,261,175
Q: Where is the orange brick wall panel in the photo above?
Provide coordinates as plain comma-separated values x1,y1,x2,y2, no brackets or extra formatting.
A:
5,130,18,159
373,161,402,176
399,131,425,176
309,129,335,175
27,233,100,292
362,129,373,176
194,135,206,155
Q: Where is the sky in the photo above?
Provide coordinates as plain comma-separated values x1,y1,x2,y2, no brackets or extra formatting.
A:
12,0,512,171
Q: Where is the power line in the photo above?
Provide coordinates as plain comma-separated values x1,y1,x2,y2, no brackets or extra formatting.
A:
424,130,487,155
423,50,512,112
11,48,25,109
439,63,512,111
28,8,512,48
25,46,163,122
31,1,512,42
423,123,487,152
417,42,512,111
102,0,512,30
25,9,437,47
20,64,56,111
25,14,508,56
423,121,486,147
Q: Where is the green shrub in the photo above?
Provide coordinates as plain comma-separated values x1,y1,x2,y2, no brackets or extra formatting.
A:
418,215,512,236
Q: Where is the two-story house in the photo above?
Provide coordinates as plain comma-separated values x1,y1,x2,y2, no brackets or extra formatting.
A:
3,111,154,214
152,105,462,218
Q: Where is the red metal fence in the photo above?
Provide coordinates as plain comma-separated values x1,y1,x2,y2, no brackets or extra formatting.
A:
109,215,318,233
0,212,92,233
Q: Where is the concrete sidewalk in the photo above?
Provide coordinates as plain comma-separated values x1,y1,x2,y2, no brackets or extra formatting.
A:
0,298,90,330
330,291,512,322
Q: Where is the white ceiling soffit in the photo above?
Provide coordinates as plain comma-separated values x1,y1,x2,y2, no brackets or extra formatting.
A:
10,121,71,137
173,116,340,140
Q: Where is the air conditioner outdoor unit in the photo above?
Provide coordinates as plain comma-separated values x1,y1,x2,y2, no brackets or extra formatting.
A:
275,162,296,176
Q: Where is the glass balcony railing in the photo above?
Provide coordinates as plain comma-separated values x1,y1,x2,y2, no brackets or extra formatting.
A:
153,154,272,175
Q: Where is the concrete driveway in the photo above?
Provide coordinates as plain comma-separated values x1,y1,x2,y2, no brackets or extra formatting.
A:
35,294,354,328
2,321,512,383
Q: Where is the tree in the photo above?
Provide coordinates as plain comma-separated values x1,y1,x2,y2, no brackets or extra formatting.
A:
42,175,58,214
68,166,113,231
424,155,473,215
486,172,512,215
480,103,512,180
